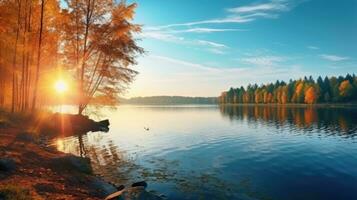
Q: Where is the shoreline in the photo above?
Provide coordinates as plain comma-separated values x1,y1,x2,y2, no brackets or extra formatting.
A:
0,127,114,199
0,111,162,200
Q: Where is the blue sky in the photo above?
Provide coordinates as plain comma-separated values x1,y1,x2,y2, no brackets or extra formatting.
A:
125,0,357,97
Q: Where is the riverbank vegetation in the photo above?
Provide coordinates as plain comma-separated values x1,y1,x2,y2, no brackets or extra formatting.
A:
219,74,357,105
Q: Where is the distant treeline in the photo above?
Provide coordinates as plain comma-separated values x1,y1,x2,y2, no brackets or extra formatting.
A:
121,96,218,105
219,74,357,104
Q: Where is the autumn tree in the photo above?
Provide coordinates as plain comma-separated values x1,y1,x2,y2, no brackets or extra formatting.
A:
0,0,61,112
339,80,354,101
304,86,318,104
63,0,143,114
295,81,304,103
219,74,356,105
219,92,227,104
281,86,288,104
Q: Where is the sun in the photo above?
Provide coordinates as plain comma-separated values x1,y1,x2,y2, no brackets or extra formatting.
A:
54,80,68,94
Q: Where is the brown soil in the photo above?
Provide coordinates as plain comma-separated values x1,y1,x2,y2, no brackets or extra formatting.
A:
0,127,105,200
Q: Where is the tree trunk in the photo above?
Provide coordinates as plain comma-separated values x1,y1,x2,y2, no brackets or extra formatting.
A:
24,0,32,110
20,2,28,111
0,42,3,107
78,0,93,115
32,0,44,111
11,0,22,113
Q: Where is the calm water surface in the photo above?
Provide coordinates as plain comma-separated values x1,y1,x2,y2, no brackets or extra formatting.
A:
54,105,357,200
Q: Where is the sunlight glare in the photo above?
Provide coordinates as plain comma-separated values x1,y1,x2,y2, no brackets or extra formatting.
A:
54,80,68,94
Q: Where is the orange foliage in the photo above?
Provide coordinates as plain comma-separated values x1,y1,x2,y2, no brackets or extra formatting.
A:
304,86,318,104
339,80,353,97
296,82,304,95
281,87,288,104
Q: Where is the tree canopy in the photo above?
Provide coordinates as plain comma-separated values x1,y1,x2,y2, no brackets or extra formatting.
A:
219,74,357,104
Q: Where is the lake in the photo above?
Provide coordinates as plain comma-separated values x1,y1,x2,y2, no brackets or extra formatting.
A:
53,105,357,200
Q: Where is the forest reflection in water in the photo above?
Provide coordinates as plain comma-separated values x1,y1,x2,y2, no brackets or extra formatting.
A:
53,105,357,200
55,133,138,185
220,105,357,137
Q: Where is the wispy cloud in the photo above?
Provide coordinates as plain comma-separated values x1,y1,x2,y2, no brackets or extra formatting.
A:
149,55,221,72
320,54,350,62
197,40,228,48
128,55,306,97
150,55,295,76
196,40,228,55
153,0,302,29
140,31,229,55
227,0,291,13
207,48,226,55
146,27,246,33
307,46,319,50
140,31,184,43
171,28,246,33
241,55,286,66
149,55,259,75
154,17,254,28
